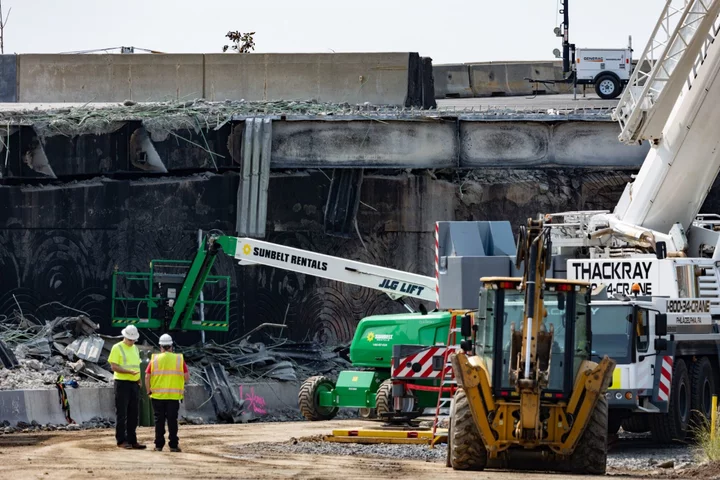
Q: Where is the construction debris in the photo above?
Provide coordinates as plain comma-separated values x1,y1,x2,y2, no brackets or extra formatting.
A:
0,305,351,393
181,338,351,386
0,99,440,141
0,312,114,390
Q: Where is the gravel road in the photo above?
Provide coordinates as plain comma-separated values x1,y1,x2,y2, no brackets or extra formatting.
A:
0,419,714,480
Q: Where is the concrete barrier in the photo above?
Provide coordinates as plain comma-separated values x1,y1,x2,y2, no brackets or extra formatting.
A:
469,61,566,97
18,54,205,103
0,381,302,426
204,52,411,105
13,52,435,107
433,61,596,98
0,54,17,102
433,64,472,98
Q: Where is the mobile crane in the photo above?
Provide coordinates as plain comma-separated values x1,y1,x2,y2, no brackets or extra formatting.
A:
544,0,720,443
446,217,616,474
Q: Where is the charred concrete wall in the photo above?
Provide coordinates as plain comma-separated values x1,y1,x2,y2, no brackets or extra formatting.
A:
5,167,708,346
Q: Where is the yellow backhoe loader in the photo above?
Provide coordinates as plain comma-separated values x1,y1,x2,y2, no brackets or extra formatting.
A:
447,217,616,475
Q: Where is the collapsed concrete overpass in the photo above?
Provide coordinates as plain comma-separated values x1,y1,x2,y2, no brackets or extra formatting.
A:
0,99,658,345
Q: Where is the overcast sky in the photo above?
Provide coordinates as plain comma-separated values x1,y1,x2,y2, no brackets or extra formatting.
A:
2,0,660,64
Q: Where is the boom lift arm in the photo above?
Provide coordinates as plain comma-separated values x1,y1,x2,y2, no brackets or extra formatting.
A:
112,234,436,333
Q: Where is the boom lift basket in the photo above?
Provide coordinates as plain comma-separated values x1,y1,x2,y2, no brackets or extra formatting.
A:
111,259,231,332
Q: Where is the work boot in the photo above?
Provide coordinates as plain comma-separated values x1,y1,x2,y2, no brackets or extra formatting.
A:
125,443,147,450
117,442,128,448
170,447,182,453
154,447,163,452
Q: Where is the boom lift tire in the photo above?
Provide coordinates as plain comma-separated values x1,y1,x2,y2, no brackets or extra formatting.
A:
621,415,650,433
689,356,715,431
449,389,488,471
569,395,609,475
649,358,691,444
298,375,339,421
358,408,376,419
375,379,393,418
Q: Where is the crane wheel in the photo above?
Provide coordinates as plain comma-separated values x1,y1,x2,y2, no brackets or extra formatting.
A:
375,379,393,418
449,389,487,471
649,358,690,443
298,375,339,421
621,415,650,434
569,395,609,475
689,356,715,433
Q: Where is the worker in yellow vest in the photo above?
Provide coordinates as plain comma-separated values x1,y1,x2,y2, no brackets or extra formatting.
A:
108,325,146,450
144,333,189,452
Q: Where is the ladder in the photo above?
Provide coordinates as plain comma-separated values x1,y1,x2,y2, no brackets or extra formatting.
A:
430,312,464,444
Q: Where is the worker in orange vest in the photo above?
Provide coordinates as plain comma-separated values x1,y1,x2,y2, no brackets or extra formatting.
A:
144,334,189,452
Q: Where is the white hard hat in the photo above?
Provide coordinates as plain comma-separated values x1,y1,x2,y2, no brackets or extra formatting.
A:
159,334,173,346
121,325,140,341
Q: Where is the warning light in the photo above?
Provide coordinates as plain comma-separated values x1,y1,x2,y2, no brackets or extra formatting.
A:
631,283,641,294
555,283,573,292
499,282,516,289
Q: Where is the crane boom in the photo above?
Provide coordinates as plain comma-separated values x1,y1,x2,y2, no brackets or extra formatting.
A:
614,0,720,145
549,1,720,253
610,0,720,241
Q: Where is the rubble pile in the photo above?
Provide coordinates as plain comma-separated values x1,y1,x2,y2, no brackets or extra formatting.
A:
0,308,353,392
0,312,115,390
181,337,352,385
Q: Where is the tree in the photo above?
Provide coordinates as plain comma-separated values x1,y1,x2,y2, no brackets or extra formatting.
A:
222,31,256,53
0,1,11,54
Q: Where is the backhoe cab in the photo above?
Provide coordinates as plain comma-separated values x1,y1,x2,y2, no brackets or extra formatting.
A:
447,217,616,475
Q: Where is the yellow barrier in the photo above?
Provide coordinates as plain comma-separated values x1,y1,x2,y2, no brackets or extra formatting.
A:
712,395,717,439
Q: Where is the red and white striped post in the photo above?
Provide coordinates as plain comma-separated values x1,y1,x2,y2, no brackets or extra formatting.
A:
435,222,440,309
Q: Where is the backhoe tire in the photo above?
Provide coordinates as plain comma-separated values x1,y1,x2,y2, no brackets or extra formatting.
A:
298,375,338,421
569,395,609,475
689,356,715,432
446,417,453,468
449,389,487,471
649,358,690,444
375,379,393,418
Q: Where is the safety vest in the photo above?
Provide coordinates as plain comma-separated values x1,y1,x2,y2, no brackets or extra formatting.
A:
110,342,141,382
149,352,185,400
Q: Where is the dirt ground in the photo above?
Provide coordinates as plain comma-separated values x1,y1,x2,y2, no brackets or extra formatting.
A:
0,419,679,480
